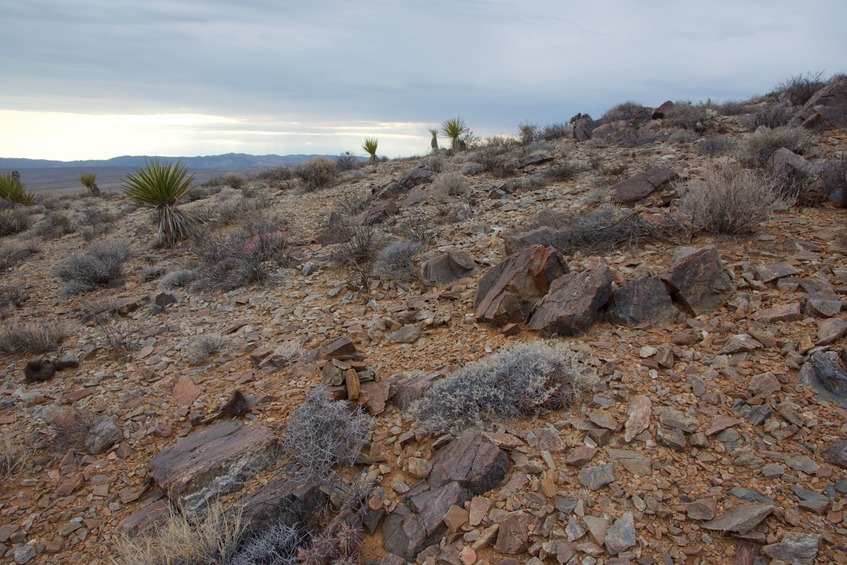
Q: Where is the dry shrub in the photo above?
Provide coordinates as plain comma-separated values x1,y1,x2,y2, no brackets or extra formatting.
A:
0,208,31,237
296,158,339,191
1,434,28,479
601,101,650,123
697,136,737,156
544,160,589,182
539,122,571,140
372,239,422,283
114,503,245,565
431,171,467,199
679,162,790,235
0,319,65,354
397,211,436,247
771,71,826,106
186,334,227,365
741,126,813,168
411,342,593,434
750,103,795,129
230,520,306,565
56,241,132,297
160,269,197,290
664,101,710,132
0,286,26,317
222,173,244,190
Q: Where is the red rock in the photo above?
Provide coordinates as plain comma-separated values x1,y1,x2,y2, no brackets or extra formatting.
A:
173,374,200,406
55,473,85,497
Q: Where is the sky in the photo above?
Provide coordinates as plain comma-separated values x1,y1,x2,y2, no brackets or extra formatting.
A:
1,0,845,161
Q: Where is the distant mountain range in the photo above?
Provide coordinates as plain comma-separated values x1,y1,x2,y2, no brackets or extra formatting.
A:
0,153,327,171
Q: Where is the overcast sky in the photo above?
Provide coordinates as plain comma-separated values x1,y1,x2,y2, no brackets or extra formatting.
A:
1,0,845,161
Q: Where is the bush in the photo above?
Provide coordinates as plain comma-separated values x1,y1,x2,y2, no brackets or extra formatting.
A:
336,152,360,172
0,286,26,317
398,211,436,247
544,160,588,182
0,319,65,354
372,240,422,282
771,71,826,106
664,101,709,131
31,211,75,239
297,520,363,565
601,101,650,123
296,158,339,191
0,207,31,237
0,435,27,479
230,520,305,565
539,122,571,140
186,334,227,365
160,269,197,289
123,159,196,247
56,241,132,297
0,173,34,204
712,99,751,116
697,136,737,156
679,162,789,235
257,166,294,184
411,342,591,434
115,503,245,565
741,126,813,167
518,122,539,144
750,102,795,129
222,173,245,190
282,387,371,485
431,171,467,199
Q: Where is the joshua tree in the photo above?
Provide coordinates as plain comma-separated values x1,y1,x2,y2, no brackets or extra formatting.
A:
440,118,469,151
79,172,100,196
428,128,439,151
362,138,379,164
123,159,195,247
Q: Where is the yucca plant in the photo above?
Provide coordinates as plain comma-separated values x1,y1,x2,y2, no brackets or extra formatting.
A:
79,172,100,196
428,128,439,151
441,118,469,151
0,173,35,205
362,138,379,164
123,159,195,247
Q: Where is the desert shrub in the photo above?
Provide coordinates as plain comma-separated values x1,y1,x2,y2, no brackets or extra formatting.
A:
257,166,294,184
741,126,813,167
297,520,362,565
518,122,539,144
432,171,467,199
141,265,167,281
397,211,436,247
123,159,196,247
534,205,668,254
372,239,422,282
771,71,826,106
411,342,591,434
426,154,446,174
336,152,360,172
195,217,290,289
78,206,121,241
712,99,751,116
0,207,31,237
160,269,197,289
539,122,571,140
0,435,27,479
222,172,244,190
601,101,650,123
664,101,710,132
667,129,700,144
820,159,847,206
0,173,34,204
0,319,65,354
281,387,371,485
333,220,385,288
697,136,737,156
115,503,245,565
296,158,339,191
750,102,795,129
544,160,588,182
186,334,227,365
56,241,132,297
31,211,75,239
0,241,38,274
0,286,26,317
679,162,790,235
230,520,306,565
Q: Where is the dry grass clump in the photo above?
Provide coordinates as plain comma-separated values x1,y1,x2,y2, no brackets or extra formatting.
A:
0,319,65,354
281,387,371,485
679,162,790,235
770,71,826,106
697,136,737,156
186,334,227,365
411,342,593,434
0,434,28,479
664,101,710,131
160,269,197,290
56,241,132,298
0,286,26,317
296,157,339,191
741,126,813,168
372,239,422,283
115,503,245,565
749,102,795,129
539,122,572,140
544,160,589,182
0,207,31,237
601,101,650,123
431,171,467,199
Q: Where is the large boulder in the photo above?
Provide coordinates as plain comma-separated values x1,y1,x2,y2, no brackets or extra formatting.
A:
238,479,329,536
662,246,735,316
474,245,568,325
373,166,434,200
421,251,477,286
791,77,847,131
612,167,679,204
607,275,678,327
528,264,613,335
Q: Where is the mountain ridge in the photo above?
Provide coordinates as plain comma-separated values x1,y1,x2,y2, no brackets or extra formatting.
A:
0,152,328,170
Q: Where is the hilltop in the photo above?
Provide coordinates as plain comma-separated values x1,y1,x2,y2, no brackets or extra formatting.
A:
1,74,847,564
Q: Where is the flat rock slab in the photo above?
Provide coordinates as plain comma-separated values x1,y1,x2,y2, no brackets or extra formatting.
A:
754,261,800,282
148,421,280,513
662,246,734,316
703,502,773,534
798,350,847,405
528,264,612,335
763,532,821,565
238,479,328,535
607,275,677,327
428,432,510,495
612,167,679,204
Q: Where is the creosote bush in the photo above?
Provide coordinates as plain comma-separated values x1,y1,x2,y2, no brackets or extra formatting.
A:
411,342,593,434
296,157,339,191
544,160,588,182
679,162,790,235
741,126,813,167
431,171,467,200
771,71,826,106
55,241,132,297
282,387,371,485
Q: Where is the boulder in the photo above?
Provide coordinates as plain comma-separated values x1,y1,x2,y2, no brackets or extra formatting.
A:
238,479,329,536
503,226,564,256
85,417,122,455
428,432,510,495
612,167,679,204
421,251,477,286
494,511,532,554
373,166,434,200
791,77,847,131
662,246,734,316
652,100,674,119
797,350,847,405
389,370,445,410
148,421,280,513
474,245,568,326
703,502,773,534
762,532,821,565
528,264,612,335
607,276,677,327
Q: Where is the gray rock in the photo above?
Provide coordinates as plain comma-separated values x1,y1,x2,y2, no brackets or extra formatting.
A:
148,421,280,513
607,276,678,327
605,512,636,555
578,464,616,491
85,417,122,455
822,439,847,469
13,545,36,564
748,372,782,396
528,264,613,335
791,76,847,131
623,394,652,443
611,167,679,204
656,426,686,451
703,502,773,534
373,166,433,199
686,498,716,520
420,251,476,286
729,487,775,506
798,350,847,405
494,511,532,554
802,293,841,317
238,479,328,536
428,432,510,495
503,226,563,256
762,532,821,564
388,325,422,344
817,318,847,345
608,448,652,476
662,246,734,316
791,486,830,514
658,407,699,432
754,260,800,282
388,369,445,410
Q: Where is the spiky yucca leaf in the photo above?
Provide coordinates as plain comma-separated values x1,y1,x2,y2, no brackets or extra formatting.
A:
0,173,35,205
440,117,469,150
123,159,195,246
79,172,97,188
362,138,379,163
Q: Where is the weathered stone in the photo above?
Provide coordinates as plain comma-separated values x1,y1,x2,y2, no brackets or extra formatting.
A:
468,496,491,526
662,246,734,316
623,394,652,442
475,245,569,325
798,350,847,405
388,325,422,344
13,545,36,564
763,532,821,564
373,165,433,199
822,439,847,469
320,335,363,361
657,426,687,451
704,416,743,437
407,457,433,479
503,226,563,256
409,481,470,539
360,381,390,415
565,447,597,467
761,463,785,478
817,317,847,345
389,370,444,410
607,276,677,327
428,432,510,495
443,504,468,532
238,479,328,535
686,498,717,520
578,464,616,490
605,512,636,555
659,407,699,432
173,374,201,406
748,372,782,397
117,498,170,537
85,417,121,455
802,293,842,317
56,473,85,497
612,167,679,204
791,76,847,131
739,403,773,426
753,302,802,323
148,421,280,513
421,251,477,286
528,264,612,335
791,485,830,514
703,503,773,534
607,448,652,476
754,260,800,282
719,334,763,355
382,507,428,561
786,454,820,475
494,511,532,554
652,100,674,119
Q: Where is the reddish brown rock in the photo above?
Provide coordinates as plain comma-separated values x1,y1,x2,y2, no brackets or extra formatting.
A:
791,76,847,131
173,374,200,406
503,226,563,256
528,264,612,335
623,394,652,442
494,511,532,554
612,167,679,204
607,276,677,327
662,246,734,315
421,251,477,286
753,303,802,323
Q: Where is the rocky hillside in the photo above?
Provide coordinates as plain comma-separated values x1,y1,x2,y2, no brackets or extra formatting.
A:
1,75,847,564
